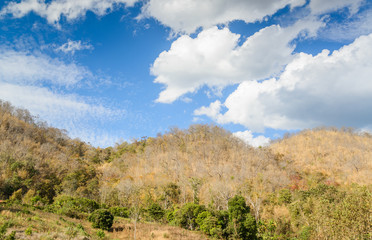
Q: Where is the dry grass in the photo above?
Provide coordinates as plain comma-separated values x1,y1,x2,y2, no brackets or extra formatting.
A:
271,128,372,186
110,219,209,240
0,205,209,240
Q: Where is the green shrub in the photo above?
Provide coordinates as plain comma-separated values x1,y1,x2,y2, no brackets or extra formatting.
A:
242,213,258,239
174,203,206,230
4,231,16,240
165,208,176,223
25,227,32,236
148,203,165,221
0,222,8,239
196,211,224,237
52,195,100,218
227,195,257,240
278,189,292,204
96,229,105,238
228,195,249,221
288,184,372,239
109,206,129,218
89,209,114,231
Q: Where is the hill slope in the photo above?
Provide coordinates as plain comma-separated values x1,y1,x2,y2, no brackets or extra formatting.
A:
271,127,372,186
0,101,371,239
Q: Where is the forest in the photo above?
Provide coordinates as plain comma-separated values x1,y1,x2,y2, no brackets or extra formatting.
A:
0,99,371,239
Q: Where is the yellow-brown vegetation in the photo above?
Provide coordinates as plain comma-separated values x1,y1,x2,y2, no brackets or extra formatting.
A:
271,127,372,186
0,100,371,239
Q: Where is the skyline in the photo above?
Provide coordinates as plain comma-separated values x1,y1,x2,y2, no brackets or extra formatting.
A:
0,0,372,147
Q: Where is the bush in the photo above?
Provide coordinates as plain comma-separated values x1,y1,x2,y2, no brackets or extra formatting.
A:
4,231,16,240
51,195,100,218
0,222,9,239
174,203,206,230
96,229,105,238
278,189,292,204
196,211,224,237
242,213,258,239
165,208,176,223
89,209,114,231
227,195,257,240
228,195,249,221
109,206,129,218
25,227,32,236
148,203,165,222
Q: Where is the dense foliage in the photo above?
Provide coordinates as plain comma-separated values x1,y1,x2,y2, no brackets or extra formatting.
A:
88,209,114,231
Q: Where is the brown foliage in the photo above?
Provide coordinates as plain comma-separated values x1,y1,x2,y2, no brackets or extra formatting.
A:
270,127,372,186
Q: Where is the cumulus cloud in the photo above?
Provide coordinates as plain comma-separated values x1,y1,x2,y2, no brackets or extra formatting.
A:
152,19,323,103
233,130,271,147
0,47,91,86
195,33,372,132
0,0,138,25
56,40,93,54
140,0,307,34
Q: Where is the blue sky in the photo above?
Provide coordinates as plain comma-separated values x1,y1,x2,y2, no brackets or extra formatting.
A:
0,0,372,147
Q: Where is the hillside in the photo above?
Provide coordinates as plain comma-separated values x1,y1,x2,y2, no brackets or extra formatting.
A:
271,128,372,186
0,204,208,240
0,101,371,240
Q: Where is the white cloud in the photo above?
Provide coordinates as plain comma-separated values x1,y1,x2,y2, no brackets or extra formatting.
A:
0,48,91,86
0,82,125,146
152,19,323,103
196,33,372,132
194,100,223,121
0,0,138,25
140,0,307,34
0,46,125,146
56,40,93,54
319,7,372,41
0,82,121,124
233,130,270,148
309,0,365,15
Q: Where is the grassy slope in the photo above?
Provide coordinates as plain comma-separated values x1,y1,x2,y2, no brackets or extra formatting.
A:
0,204,208,240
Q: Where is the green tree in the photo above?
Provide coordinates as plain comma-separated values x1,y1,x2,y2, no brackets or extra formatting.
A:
227,195,257,240
174,203,206,230
148,203,165,221
89,209,114,231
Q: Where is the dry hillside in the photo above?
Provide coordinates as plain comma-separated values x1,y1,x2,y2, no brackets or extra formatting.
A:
271,127,372,186
0,101,370,240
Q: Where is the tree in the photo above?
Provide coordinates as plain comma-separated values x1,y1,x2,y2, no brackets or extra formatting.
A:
228,195,257,240
89,209,114,231
174,203,206,230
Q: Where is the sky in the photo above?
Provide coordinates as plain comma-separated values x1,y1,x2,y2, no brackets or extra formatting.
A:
1,0,372,147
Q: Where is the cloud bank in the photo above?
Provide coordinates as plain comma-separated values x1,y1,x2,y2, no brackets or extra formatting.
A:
152,19,322,103
0,0,138,25
0,48,91,86
0,46,124,146
195,33,372,132
309,0,365,15
141,0,307,34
